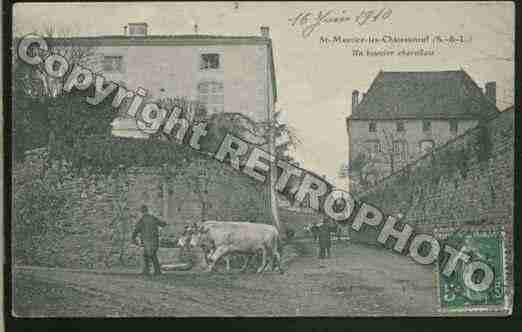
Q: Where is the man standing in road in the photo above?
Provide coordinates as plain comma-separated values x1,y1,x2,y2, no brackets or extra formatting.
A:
318,218,332,259
311,223,319,242
132,205,167,275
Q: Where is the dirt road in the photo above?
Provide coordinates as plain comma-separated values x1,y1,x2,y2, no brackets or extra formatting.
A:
13,240,439,317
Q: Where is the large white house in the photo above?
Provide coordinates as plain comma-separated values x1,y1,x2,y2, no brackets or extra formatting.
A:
48,23,277,136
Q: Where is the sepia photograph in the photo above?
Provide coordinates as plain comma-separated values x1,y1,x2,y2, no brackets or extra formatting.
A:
9,1,514,317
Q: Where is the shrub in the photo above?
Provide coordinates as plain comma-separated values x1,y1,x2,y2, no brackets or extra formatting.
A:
13,175,68,264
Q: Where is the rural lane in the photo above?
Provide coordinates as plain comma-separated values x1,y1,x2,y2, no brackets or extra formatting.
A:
13,240,439,316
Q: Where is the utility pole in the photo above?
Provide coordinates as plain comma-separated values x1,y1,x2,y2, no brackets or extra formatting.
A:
265,37,283,238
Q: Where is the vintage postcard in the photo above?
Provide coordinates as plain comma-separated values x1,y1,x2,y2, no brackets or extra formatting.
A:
10,1,514,317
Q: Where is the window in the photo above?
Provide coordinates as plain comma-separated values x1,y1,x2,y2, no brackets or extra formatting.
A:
365,140,381,158
129,25,147,36
102,55,124,72
397,121,405,132
198,81,224,114
419,140,435,155
200,53,220,70
393,140,408,160
422,120,432,132
449,120,458,133
369,122,377,132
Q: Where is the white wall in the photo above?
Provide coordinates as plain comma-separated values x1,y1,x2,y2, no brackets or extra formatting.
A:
87,43,271,123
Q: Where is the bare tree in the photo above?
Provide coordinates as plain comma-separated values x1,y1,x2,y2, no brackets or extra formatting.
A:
380,127,447,176
259,109,301,236
200,109,300,235
339,152,379,193
21,23,96,97
14,24,97,175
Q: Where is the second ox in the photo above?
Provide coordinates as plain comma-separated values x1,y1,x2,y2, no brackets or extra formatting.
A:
185,221,283,273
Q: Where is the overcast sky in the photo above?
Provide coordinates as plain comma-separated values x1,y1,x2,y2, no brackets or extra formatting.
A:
14,2,514,187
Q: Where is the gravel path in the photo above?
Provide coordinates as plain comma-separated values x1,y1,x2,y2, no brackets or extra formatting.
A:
13,240,439,317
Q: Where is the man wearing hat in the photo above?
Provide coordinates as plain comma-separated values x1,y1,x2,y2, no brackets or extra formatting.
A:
132,205,167,275
318,217,332,259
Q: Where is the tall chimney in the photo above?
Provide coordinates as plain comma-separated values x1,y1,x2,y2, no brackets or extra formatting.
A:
260,26,270,38
352,90,359,113
485,81,496,105
128,22,148,36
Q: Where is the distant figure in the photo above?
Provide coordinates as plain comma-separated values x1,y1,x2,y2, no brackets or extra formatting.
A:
318,219,332,259
132,205,167,275
310,223,320,242
331,223,342,242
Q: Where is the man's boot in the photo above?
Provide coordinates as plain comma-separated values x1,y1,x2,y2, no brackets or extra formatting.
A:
152,253,162,275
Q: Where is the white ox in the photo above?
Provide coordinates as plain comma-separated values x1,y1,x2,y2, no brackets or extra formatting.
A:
178,234,253,272
189,221,283,274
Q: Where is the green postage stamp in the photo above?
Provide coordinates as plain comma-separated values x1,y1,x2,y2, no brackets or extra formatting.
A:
435,226,506,312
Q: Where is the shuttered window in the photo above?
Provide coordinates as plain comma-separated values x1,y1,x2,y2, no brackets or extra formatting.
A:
102,55,124,72
200,53,220,70
393,140,408,160
366,140,381,158
198,81,224,114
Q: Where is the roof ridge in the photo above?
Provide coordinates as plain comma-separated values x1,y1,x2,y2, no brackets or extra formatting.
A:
349,69,499,119
44,34,265,39
460,70,500,113
357,70,384,107
381,69,464,73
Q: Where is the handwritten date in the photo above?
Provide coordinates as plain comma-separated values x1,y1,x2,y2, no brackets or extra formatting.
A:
289,8,392,38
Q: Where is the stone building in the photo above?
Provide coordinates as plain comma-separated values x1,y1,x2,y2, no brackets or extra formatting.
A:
49,22,277,126
355,108,514,305
12,24,281,268
346,70,499,183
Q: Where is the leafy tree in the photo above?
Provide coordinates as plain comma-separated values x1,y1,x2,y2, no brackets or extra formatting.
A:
13,60,49,161
339,153,378,193
13,162,69,265
203,110,300,235
14,24,96,165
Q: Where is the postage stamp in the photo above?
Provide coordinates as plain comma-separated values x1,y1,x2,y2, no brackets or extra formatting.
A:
9,1,514,318
435,226,507,312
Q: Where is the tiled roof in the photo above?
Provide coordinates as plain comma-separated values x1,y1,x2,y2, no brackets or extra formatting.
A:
45,34,269,44
349,70,499,120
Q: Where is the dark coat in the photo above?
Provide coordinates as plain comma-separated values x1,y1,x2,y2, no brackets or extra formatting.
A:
310,225,319,238
318,223,331,248
132,213,167,254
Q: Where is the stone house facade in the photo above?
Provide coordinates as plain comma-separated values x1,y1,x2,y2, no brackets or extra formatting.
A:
48,23,277,126
355,108,514,305
346,70,499,182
